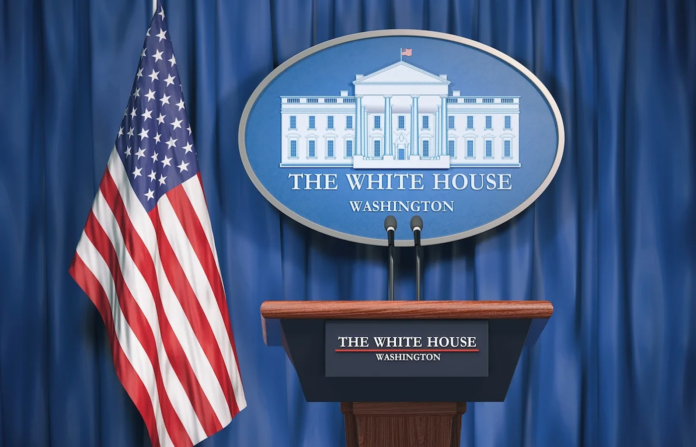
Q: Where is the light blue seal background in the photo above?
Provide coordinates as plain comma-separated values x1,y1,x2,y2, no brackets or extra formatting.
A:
243,36,559,243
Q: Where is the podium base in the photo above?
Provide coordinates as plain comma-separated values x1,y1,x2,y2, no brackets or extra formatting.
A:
341,402,467,447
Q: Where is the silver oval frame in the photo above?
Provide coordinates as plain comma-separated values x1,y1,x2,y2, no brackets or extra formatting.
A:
238,30,565,247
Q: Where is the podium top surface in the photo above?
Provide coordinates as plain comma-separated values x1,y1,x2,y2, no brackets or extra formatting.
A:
260,300,553,320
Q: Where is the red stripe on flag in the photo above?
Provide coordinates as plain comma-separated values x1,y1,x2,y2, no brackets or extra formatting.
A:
70,254,161,447
169,182,235,343
150,204,239,416
83,212,193,447
166,184,242,379
100,173,224,436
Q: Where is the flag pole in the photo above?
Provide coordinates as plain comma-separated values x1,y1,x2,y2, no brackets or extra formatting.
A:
400,48,402,62
152,0,157,17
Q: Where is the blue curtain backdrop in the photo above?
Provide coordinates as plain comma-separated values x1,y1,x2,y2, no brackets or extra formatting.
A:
1,0,695,446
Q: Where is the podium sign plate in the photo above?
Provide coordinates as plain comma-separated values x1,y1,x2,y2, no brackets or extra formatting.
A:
325,320,488,378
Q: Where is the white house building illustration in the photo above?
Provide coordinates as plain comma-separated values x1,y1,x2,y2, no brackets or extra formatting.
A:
280,56,520,169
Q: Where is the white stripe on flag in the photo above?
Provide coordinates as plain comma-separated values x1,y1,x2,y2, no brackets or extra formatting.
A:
151,237,233,426
156,194,238,422
90,189,208,443
180,177,247,412
181,177,221,270
75,235,173,447
107,149,158,255
90,189,159,332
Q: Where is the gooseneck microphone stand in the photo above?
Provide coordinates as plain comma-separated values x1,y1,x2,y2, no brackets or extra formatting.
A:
410,215,423,301
384,216,397,301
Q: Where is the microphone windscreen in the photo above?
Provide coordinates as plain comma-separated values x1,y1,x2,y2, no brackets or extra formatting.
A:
410,215,423,231
384,215,397,231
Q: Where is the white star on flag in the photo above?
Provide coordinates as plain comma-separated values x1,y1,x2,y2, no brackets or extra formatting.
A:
166,137,177,149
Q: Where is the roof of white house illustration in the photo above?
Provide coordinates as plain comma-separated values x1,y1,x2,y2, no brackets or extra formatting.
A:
353,61,451,85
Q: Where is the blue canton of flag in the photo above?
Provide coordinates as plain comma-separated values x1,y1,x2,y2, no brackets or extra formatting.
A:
116,6,197,211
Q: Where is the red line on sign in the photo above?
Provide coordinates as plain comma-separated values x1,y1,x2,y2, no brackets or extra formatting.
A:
334,349,479,353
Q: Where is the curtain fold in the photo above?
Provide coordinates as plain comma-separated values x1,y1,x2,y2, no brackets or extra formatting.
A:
0,0,694,446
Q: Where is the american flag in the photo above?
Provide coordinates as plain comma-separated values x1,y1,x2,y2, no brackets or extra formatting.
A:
69,5,246,447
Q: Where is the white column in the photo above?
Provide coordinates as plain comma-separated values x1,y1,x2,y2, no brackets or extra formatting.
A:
411,96,419,155
385,96,392,156
410,102,414,157
356,97,362,156
441,96,447,156
364,106,369,158
435,105,440,158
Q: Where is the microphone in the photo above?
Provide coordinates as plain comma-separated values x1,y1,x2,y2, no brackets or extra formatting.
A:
410,216,423,301
384,216,397,301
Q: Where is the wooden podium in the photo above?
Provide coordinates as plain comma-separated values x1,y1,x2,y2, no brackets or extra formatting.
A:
261,301,553,447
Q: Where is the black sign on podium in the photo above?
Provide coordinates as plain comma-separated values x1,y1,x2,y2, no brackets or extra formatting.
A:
325,320,489,378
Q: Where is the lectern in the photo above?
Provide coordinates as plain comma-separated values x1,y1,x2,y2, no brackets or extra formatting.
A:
261,301,553,447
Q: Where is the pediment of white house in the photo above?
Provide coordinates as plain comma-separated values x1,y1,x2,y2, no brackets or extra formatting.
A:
353,61,451,85
353,62,450,97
